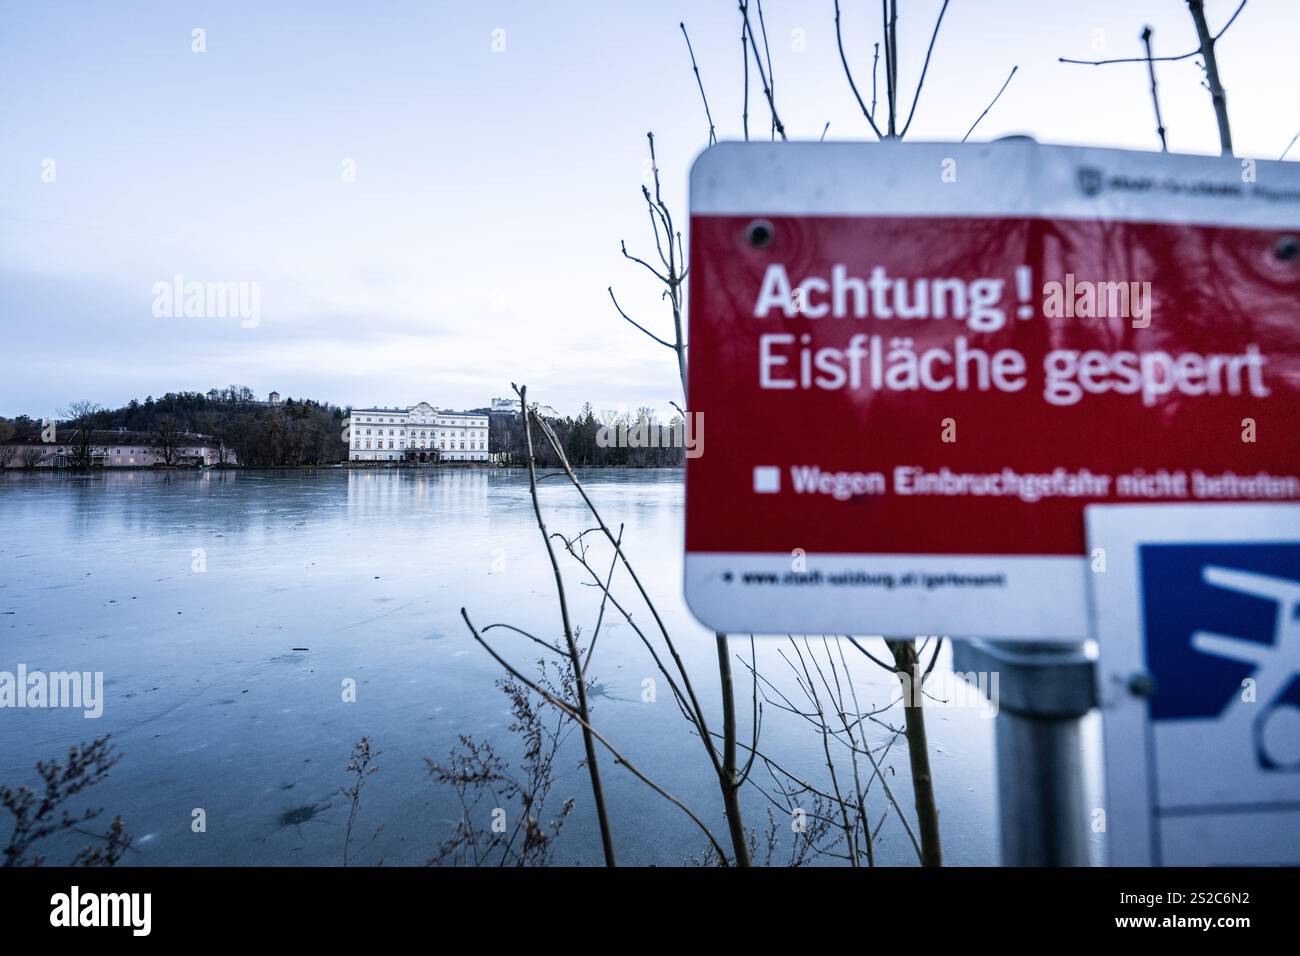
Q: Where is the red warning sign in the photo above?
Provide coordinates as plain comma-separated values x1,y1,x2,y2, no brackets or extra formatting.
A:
684,141,1300,639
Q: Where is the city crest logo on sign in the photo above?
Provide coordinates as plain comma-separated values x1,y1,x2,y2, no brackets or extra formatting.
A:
1077,166,1104,197
683,141,1300,639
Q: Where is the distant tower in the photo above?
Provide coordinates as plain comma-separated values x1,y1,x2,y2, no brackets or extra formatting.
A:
268,391,281,405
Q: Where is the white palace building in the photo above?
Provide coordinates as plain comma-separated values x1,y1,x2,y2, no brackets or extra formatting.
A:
349,402,489,463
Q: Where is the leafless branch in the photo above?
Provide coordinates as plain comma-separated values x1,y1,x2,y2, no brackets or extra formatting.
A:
899,0,950,138
582,523,622,670
1058,0,1246,65
847,634,897,672
1141,26,1169,151
676,20,717,149
680,22,717,146
962,65,1018,143
1282,129,1300,161
461,607,729,863
882,0,898,136
834,0,884,139
738,0,786,140
1187,0,1234,154
741,7,750,140
608,287,674,349
483,622,566,657
756,0,776,139
871,41,880,118
510,383,615,865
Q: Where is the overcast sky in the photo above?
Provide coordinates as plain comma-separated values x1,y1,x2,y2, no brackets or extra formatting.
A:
3,0,1297,419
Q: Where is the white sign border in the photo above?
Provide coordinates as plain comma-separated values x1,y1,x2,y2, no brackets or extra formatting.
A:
691,140,1300,228
684,552,1086,639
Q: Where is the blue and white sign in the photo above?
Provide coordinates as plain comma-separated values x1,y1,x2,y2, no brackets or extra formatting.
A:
1088,504,1300,866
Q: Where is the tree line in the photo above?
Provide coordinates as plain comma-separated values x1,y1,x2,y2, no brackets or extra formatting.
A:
1,390,684,469
0,386,349,468
490,403,684,468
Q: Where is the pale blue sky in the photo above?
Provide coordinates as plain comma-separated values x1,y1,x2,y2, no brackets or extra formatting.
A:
2,0,1297,418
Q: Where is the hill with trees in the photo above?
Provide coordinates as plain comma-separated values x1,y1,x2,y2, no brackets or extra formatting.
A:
1,386,349,467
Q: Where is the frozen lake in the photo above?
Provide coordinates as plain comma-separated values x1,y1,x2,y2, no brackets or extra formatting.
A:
0,468,1001,866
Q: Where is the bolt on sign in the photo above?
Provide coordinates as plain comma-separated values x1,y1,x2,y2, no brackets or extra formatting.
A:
684,141,1300,639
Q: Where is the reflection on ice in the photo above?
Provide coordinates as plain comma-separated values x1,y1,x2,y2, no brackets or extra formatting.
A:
0,469,996,865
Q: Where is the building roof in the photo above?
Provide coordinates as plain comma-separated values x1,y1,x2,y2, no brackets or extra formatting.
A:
351,403,486,418
2,429,222,447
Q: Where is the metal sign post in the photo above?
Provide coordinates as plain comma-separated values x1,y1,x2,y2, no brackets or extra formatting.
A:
954,640,1097,866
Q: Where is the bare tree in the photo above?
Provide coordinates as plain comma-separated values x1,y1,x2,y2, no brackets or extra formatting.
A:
605,28,766,864
594,2,989,867
466,392,928,868
462,601,730,863
60,401,103,470
197,412,233,466
152,417,183,466
17,446,46,469
456,387,749,863
529,400,759,865
604,53,758,858
512,384,615,865
1060,0,1247,155
734,636,925,866
609,131,687,394
881,639,943,866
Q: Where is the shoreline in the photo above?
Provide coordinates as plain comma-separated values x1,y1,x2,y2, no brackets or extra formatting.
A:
0,462,685,473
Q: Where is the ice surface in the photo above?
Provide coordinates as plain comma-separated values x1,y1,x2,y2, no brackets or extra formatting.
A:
0,468,998,865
